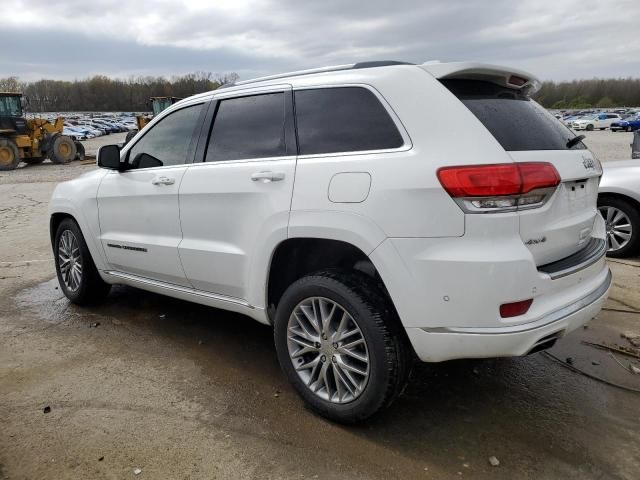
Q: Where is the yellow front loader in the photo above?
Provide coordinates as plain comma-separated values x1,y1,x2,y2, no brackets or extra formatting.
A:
0,92,84,171
125,96,182,144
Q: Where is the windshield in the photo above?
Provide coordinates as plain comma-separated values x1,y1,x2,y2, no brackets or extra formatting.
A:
441,79,585,151
0,96,23,117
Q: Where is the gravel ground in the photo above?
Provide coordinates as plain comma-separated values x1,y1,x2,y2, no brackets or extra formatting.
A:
580,130,635,162
0,129,639,479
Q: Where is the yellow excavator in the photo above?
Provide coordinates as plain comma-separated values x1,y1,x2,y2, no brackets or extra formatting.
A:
125,96,182,144
0,92,84,171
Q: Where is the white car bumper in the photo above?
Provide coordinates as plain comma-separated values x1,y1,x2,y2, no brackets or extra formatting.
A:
405,268,611,362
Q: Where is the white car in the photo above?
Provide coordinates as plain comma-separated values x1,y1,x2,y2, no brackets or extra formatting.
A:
598,159,640,257
572,113,621,131
48,61,611,422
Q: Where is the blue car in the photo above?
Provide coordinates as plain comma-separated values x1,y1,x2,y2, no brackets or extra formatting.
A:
611,115,640,132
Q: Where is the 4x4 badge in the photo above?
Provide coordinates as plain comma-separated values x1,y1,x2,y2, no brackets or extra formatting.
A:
582,157,595,170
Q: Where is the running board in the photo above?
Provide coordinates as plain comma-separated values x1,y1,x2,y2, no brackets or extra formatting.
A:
103,270,254,309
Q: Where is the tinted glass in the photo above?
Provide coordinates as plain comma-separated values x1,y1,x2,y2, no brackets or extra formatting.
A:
442,80,585,151
206,93,285,162
128,103,202,168
294,87,404,155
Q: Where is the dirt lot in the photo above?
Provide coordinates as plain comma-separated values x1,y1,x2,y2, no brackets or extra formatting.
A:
1,131,639,479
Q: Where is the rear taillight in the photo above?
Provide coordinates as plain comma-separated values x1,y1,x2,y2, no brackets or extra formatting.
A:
437,162,560,213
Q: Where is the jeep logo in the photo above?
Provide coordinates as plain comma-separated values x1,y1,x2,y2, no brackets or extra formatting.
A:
582,158,595,170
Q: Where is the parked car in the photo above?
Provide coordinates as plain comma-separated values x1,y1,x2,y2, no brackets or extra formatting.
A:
572,113,621,131
610,115,640,132
48,61,611,422
598,160,640,257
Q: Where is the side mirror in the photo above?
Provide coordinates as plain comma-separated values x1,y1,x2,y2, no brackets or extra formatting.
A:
97,144,122,170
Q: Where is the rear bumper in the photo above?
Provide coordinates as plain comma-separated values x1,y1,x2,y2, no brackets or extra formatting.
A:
406,268,611,362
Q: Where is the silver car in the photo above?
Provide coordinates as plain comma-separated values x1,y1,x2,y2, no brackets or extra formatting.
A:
598,160,640,257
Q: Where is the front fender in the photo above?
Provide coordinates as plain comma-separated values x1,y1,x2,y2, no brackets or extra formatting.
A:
48,169,108,271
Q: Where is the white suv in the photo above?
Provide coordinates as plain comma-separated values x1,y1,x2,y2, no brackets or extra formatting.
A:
49,61,611,422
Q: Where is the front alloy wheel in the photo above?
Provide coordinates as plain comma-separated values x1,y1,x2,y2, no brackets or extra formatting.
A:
58,229,83,292
287,297,370,404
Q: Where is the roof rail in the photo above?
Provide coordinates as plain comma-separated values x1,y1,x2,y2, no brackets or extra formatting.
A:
223,60,414,89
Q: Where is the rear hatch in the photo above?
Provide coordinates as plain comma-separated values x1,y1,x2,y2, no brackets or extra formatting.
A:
427,64,601,266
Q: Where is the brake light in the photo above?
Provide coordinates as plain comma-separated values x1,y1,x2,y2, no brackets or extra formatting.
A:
500,299,533,318
437,162,560,213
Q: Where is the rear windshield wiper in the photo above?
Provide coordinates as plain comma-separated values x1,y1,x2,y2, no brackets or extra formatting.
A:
566,135,585,149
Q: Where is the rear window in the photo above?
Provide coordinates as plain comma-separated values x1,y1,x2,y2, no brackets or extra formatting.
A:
294,87,404,155
441,79,585,151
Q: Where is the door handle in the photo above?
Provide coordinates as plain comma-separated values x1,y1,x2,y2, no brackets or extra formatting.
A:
152,176,175,186
251,171,285,183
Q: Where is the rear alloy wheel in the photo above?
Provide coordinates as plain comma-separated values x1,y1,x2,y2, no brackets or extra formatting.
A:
49,135,77,164
598,197,640,258
287,297,370,404
274,269,411,423
0,138,21,171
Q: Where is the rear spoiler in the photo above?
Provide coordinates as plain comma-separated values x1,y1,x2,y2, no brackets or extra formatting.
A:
420,62,541,94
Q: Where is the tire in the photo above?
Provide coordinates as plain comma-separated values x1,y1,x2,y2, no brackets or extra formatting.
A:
626,126,632,132
54,218,111,305
600,127,606,130
586,124,594,131
274,269,412,423
75,142,85,161
0,137,21,171
598,196,640,258
49,135,77,164
23,157,45,165
125,130,138,144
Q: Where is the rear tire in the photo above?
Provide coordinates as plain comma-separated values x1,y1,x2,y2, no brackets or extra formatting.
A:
49,135,77,164
0,138,21,171
274,269,412,423
54,218,111,305
598,196,640,258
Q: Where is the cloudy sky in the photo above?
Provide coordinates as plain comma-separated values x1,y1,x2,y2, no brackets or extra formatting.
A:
3,0,639,82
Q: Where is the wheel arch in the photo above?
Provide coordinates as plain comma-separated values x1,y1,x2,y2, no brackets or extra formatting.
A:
598,191,640,212
265,237,395,325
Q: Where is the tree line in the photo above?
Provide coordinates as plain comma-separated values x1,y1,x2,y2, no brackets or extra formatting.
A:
2,73,639,112
534,78,640,109
0,72,238,113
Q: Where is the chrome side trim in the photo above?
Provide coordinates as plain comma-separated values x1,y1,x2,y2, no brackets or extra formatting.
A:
422,268,611,335
103,270,253,309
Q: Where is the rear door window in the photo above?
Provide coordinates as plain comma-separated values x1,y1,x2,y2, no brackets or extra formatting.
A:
206,93,287,162
441,79,585,151
294,87,404,155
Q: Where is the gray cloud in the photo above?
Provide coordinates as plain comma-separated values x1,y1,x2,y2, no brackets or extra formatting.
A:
2,0,638,81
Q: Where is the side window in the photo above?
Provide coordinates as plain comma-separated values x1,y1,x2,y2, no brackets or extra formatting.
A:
128,103,203,169
294,87,404,155
206,93,286,162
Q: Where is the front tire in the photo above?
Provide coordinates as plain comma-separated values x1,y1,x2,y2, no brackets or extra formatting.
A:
586,124,594,131
0,138,21,171
54,218,111,304
598,197,640,258
274,269,411,423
